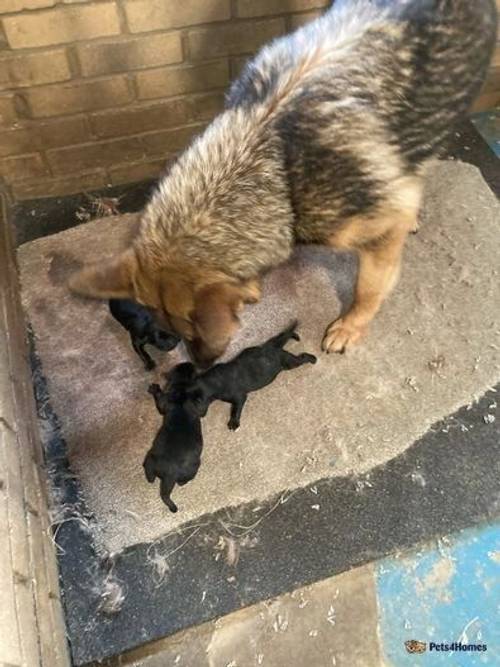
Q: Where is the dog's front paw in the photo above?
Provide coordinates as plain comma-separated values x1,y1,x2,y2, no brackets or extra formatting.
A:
291,331,300,342
322,318,366,354
148,383,161,395
302,353,317,364
227,418,240,431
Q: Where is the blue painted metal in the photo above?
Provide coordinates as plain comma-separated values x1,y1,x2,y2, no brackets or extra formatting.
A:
376,523,500,666
471,110,500,158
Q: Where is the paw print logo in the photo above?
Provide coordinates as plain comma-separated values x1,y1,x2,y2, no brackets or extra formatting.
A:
405,640,427,654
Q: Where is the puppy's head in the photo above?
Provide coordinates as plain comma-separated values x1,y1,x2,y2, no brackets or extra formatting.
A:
184,382,211,418
69,247,258,365
166,362,197,386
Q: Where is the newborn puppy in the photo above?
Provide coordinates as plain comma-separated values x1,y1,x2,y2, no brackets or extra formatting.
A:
185,321,316,430
109,298,180,370
143,363,203,513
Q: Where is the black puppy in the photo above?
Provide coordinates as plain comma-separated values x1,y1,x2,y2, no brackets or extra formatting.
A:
109,298,180,370
143,363,203,513
184,321,316,430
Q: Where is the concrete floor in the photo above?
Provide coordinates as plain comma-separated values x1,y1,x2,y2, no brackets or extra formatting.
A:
103,562,381,667
96,522,499,667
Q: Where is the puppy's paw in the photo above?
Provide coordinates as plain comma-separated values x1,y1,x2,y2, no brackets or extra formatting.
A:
148,383,160,395
303,353,317,364
291,331,300,342
322,318,366,354
144,359,156,371
227,418,240,431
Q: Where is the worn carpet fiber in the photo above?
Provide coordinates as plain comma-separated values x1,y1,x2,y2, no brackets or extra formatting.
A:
18,162,500,553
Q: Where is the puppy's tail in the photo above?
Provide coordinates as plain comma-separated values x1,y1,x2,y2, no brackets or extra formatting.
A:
269,320,299,348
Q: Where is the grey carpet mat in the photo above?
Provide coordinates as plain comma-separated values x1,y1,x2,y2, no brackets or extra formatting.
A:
18,161,500,554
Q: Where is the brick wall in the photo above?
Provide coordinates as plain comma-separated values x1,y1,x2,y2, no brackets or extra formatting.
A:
0,0,330,201
0,0,498,202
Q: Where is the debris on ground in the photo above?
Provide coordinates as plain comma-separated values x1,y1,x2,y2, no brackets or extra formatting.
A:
355,475,373,492
273,613,289,633
96,575,125,615
76,194,122,223
405,376,420,392
410,471,426,487
326,604,336,626
428,354,446,374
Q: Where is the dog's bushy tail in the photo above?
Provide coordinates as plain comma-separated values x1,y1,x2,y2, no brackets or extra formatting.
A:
269,320,299,347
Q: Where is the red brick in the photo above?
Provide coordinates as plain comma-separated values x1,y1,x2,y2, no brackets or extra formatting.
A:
3,3,120,50
0,0,54,11
289,9,324,29
237,0,328,18
47,137,145,174
136,60,229,100
0,94,18,126
141,123,206,156
0,117,90,157
12,170,106,199
77,33,182,77
125,0,230,33
0,153,48,181
230,55,249,79
188,18,285,60
25,76,132,118
90,92,224,138
0,49,70,91
108,158,167,185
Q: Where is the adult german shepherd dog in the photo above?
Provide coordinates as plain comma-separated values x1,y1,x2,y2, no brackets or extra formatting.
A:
70,0,497,366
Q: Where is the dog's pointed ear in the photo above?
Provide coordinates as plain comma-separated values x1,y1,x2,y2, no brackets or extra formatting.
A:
143,452,157,483
190,282,245,364
68,249,137,300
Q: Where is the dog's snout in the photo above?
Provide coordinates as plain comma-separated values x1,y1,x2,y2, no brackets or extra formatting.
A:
186,340,219,369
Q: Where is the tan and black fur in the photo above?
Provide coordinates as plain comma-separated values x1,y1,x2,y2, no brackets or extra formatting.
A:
70,0,497,364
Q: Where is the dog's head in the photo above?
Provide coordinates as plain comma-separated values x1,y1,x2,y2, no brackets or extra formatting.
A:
69,248,258,366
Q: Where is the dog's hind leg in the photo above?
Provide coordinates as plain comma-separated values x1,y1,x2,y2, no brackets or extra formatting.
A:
131,335,155,370
270,320,300,348
280,350,317,369
228,395,247,431
143,451,157,483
